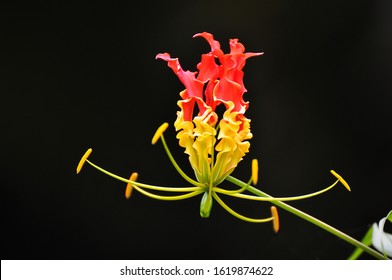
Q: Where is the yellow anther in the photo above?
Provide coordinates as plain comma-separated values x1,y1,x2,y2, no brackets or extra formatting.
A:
270,206,280,233
252,159,259,185
330,170,351,191
125,172,138,199
151,122,169,145
76,148,92,174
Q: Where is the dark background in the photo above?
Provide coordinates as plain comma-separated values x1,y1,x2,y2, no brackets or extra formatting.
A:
1,0,391,259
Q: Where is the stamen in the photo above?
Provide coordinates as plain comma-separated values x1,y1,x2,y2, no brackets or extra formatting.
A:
330,170,351,191
270,206,280,233
152,122,169,145
252,159,259,185
76,148,92,174
214,179,341,202
125,172,138,199
217,178,252,195
212,192,274,223
84,158,199,192
133,185,204,201
160,133,205,187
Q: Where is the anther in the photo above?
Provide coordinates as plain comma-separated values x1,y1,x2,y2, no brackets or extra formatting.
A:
252,159,259,185
125,172,138,199
330,170,351,191
270,206,280,233
76,148,93,174
151,122,169,145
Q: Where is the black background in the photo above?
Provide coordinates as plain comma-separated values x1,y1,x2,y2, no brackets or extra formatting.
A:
1,0,391,259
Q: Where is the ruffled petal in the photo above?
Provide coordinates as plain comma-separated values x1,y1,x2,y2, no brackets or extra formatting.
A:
196,53,219,83
212,102,252,184
214,76,247,114
155,53,203,98
158,32,260,186
193,32,224,58
174,106,218,184
156,53,210,121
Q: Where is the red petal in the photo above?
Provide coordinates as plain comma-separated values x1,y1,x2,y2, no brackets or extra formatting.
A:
193,32,224,57
229,38,245,54
214,78,247,114
196,53,219,83
156,52,204,101
157,33,262,122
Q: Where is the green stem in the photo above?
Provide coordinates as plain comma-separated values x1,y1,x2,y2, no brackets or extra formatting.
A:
226,175,386,260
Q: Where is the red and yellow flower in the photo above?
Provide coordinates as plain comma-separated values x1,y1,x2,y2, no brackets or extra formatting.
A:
156,32,262,187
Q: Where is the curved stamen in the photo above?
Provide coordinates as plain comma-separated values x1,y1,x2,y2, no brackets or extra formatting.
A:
85,159,200,193
217,178,252,195
229,175,386,259
215,179,342,202
133,185,204,201
212,192,274,223
159,133,205,188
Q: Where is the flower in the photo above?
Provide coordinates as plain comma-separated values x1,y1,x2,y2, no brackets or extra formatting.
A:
156,32,263,187
77,32,350,230
372,210,392,258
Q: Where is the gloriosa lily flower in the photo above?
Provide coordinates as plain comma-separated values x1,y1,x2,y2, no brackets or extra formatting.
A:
156,32,260,189
77,32,351,232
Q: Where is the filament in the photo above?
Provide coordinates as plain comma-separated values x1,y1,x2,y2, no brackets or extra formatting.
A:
214,179,340,202
133,185,204,201
159,134,205,188
212,192,273,223
85,159,200,192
